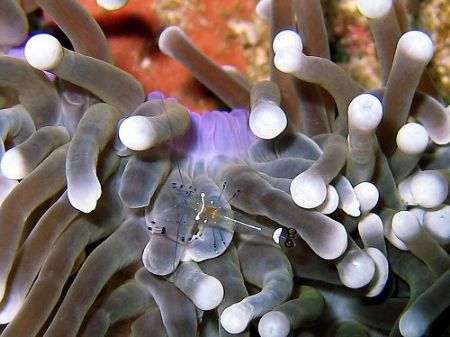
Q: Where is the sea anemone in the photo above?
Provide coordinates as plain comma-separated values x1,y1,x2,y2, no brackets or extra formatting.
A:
0,0,449,337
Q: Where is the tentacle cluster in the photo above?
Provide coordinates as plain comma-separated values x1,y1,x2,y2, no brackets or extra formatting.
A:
0,1,448,337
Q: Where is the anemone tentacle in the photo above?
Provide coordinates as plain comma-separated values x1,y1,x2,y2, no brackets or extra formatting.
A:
0,1,448,337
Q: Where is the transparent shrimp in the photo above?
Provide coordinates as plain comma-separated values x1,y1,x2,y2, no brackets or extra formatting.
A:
145,179,298,264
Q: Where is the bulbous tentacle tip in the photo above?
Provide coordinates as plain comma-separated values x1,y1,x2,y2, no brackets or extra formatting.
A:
354,182,379,214
396,123,429,155
357,0,392,19
411,170,448,208
392,210,421,241
258,311,290,337
255,0,271,21
0,291,22,324
273,30,303,54
1,148,27,180
96,0,128,11
220,303,252,334
290,173,327,209
67,176,102,213
191,276,224,311
158,26,186,58
348,94,383,131
24,34,63,71
398,31,434,63
337,250,376,289
118,116,155,151
249,102,287,140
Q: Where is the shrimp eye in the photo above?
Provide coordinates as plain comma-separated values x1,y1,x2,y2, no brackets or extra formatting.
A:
284,239,295,248
287,228,297,239
273,227,297,248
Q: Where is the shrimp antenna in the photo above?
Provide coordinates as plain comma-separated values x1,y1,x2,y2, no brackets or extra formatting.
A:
172,214,185,272
218,181,227,201
157,93,184,185
226,188,242,204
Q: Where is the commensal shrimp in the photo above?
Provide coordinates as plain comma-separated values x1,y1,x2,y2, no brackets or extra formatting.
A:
144,177,298,271
133,94,297,276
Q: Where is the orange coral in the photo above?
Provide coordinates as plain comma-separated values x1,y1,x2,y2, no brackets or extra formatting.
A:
76,0,268,112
